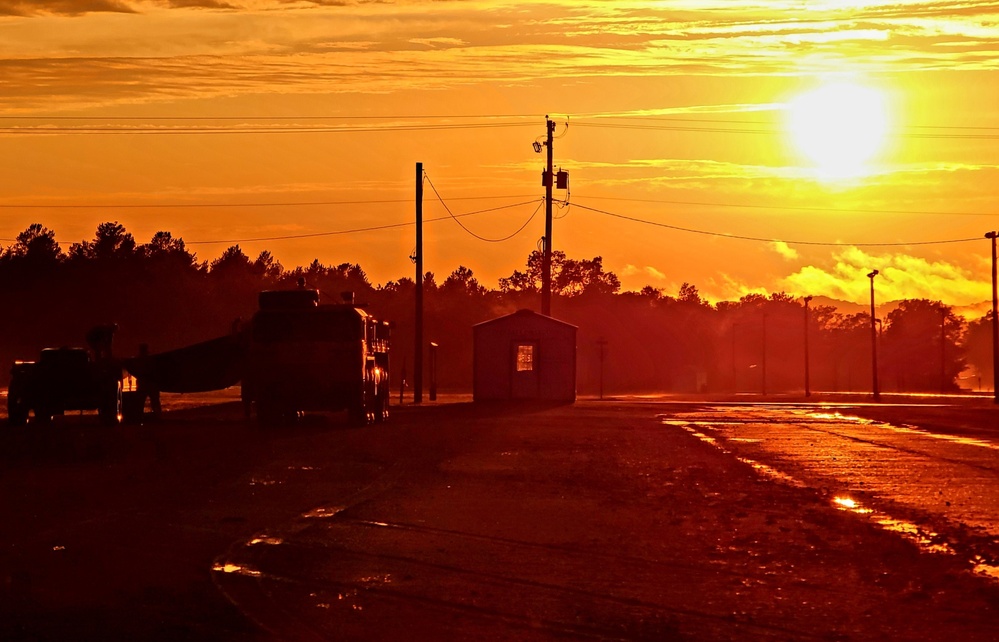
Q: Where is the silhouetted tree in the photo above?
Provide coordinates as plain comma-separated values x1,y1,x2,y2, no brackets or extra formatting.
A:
882,300,965,391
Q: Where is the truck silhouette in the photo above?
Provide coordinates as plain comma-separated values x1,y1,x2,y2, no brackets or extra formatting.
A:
7,325,142,426
240,289,391,424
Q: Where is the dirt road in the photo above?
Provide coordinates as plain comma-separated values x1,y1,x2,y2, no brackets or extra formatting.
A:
2,397,998,640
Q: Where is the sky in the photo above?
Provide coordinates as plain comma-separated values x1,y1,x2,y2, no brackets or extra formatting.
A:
1,0,997,308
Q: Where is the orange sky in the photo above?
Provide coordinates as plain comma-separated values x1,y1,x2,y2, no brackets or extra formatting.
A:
1,0,997,308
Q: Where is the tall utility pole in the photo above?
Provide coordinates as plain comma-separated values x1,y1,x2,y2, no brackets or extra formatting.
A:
414,162,424,404
803,295,812,397
868,270,880,402
987,231,999,403
541,117,555,316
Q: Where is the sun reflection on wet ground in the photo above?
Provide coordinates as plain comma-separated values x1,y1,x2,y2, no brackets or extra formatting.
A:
662,405,999,584
212,562,262,577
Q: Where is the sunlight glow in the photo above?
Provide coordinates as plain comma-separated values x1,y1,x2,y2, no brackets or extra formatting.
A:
787,82,889,179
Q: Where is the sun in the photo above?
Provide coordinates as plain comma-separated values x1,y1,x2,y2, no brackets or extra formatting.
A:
787,82,889,179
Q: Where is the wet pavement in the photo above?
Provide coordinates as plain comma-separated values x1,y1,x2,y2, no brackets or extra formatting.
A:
4,397,999,640
661,402,999,584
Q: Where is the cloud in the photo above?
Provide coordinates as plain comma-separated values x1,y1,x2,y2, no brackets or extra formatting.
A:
782,246,990,306
0,0,136,15
771,241,799,261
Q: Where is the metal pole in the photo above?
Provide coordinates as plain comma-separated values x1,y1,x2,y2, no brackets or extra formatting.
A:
761,312,767,396
429,342,438,402
868,270,880,401
597,339,608,399
987,232,999,403
804,296,812,397
414,163,424,404
541,117,555,316
940,308,947,393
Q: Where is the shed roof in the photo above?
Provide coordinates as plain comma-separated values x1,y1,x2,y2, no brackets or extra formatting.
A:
472,308,577,331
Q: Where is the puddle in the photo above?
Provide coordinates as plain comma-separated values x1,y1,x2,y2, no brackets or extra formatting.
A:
302,506,345,519
212,562,262,577
737,457,805,487
249,535,284,546
249,478,282,487
831,495,954,555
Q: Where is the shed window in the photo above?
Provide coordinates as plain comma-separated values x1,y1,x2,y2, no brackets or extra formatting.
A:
516,344,535,371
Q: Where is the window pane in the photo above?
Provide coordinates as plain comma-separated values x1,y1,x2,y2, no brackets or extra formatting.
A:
516,344,534,372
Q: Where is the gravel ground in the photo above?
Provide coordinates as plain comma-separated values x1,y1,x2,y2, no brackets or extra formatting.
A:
1,396,998,640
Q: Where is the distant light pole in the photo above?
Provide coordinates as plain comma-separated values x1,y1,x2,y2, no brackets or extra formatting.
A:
803,296,813,397
987,231,999,404
596,338,608,400
868,270,881,402
761,312,768,396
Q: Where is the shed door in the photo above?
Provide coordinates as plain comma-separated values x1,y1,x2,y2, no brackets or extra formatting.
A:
511,342,539,399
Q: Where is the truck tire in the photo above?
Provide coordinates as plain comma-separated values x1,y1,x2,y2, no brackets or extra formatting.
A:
373,393,389,424
7,392,28,427
122,391,145,424
99,380,123,426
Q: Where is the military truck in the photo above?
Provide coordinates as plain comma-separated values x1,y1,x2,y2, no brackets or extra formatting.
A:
7,346,137,426
240,289,391,424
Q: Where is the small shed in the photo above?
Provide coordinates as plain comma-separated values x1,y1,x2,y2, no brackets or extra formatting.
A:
473,309,577,402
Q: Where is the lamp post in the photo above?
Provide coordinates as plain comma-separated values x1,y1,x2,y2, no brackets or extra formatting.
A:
761,312,768,396
803,295,812,397
987,232,999,403
868,270,881,402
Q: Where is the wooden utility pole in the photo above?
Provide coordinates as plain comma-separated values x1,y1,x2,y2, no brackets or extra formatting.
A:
541,117,555,316
415,162,424,404
987,231,999,403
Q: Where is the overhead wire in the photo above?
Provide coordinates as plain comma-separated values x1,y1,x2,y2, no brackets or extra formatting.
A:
0,194,538,209
570,203,983,247
423,172,543,243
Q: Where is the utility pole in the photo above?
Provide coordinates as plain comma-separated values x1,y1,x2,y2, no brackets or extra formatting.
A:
414,162,424,404
597,338,608,399
868,270,880,402
803,296,812,397
987,231,999,403
541,117,555,316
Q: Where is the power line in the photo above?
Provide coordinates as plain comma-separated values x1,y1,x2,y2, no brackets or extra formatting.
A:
572,195,996,218
0,199,541,244
186,199,541,245
0,194,538,209
4,113,998,132
571,203,983,247
0,122,536,135
424,172,543,242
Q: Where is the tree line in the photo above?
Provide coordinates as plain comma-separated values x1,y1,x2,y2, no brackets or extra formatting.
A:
1,222,992,394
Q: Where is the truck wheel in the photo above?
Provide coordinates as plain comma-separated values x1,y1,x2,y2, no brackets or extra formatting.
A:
7,393,28,427
99,381,123,426
348,402,371,427
122,391,144,424
374,394,389,424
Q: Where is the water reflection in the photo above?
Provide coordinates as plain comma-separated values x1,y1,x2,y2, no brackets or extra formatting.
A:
212,562,262,577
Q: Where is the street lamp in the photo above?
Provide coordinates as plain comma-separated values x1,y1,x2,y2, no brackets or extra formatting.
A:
987,232,999,403
868,270,881,401
803,296,812,397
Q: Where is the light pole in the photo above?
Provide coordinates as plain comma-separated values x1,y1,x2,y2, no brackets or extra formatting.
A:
987,232,999,404
868,270,881,402
761,312,768,396
803,295,812,397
